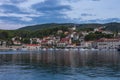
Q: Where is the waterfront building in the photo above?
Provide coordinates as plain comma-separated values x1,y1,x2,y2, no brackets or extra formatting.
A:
12,37,22,45
26,44,40,50
57,38,72,48
13,41,21,45
93,38,120,49
80,41,93,48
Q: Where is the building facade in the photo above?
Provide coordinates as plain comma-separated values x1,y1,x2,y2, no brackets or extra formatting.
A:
93,38,120,49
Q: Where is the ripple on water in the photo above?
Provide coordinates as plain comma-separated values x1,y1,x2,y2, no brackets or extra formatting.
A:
0,50,119,80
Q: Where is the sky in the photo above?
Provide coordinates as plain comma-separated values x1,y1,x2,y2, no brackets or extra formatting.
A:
0,0,120,30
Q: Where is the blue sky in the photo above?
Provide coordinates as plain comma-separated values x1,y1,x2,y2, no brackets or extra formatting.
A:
0,0,120,29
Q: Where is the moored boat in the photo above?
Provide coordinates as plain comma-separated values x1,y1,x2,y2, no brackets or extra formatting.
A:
117,45,120,51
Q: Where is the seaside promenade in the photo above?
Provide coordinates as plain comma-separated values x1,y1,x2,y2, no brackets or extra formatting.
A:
0,46,23,50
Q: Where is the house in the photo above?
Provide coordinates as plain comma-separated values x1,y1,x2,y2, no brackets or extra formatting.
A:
12,37,22,45
81,31,89,36
41,40,48,47
94,26,106,32
30,38,41,44
13,41,21,45
93,38,120,49
102,31,113,34
68,26,76,31
0,41,7,47
57,30,63,34
70,32,80,40
80,41,93,48
72,25,76,31
26,44,40,50
57,38,72,47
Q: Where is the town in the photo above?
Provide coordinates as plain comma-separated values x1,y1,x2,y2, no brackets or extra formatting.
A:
0,26,120,51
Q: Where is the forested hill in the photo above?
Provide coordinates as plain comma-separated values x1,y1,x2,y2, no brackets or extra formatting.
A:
104,22,120,31
19,23,102,30
19,22,120,31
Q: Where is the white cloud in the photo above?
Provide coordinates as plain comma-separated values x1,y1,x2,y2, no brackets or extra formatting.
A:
0,0,47,29
0,13,41,17
16,0,46,13
20,17,33,22
0,0,45,22
0,20,25,30
0,0,13,5
59,0,120,21
0,12,42,22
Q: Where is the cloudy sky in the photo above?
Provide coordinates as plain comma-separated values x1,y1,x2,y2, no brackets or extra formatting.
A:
0,0,120,29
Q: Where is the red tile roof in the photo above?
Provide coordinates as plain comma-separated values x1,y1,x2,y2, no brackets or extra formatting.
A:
60,38,70,43
26,44,40,46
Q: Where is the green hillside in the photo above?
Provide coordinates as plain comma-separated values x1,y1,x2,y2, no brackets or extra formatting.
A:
19,22,120,32
104,22,120,32
19,23,102,30
19,23,74,30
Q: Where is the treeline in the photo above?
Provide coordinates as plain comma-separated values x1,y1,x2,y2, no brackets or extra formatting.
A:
0,26,68,40
85,31,114,41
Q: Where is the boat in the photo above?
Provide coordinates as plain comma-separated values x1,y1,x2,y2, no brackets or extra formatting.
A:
117,45,120,51
12,48,17,51
21,48,28,51
91,48,99,51
64,48,69,51
79,48,86,51
49,48,53,51
117,48,120,51
43,48,47,51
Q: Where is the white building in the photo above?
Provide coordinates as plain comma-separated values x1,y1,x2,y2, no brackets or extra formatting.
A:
80,41,93,48
26,44,40,50
81,31,89,36
93,38,120,49
102,31,113,34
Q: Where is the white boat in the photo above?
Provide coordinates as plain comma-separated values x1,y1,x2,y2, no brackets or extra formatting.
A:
79,48,86,51
91,48,99,51
42,48,46,51
73,48,78,51
64,48,69,51
21,48,28,51
12,48,17,51
49,48,53,51
55,48,59,51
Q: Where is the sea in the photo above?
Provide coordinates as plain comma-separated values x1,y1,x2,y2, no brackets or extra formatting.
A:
0,49,120,80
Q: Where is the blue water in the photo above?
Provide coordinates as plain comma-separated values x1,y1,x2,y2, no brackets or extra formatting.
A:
0,50,120,80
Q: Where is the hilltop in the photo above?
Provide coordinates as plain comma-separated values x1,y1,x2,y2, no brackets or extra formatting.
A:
19,23,102,31
19,22,120,32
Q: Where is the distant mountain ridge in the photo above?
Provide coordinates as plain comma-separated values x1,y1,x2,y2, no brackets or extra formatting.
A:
19,22,120,32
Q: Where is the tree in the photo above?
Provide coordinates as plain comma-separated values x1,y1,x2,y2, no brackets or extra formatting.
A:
85,32,113,41
21,38,30,44
0,31,9,40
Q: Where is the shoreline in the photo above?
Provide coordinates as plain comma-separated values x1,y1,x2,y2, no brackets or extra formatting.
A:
0,46,119,51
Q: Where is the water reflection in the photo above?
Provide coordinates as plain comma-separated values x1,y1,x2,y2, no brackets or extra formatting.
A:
0,50,120,80
0,50,120,67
